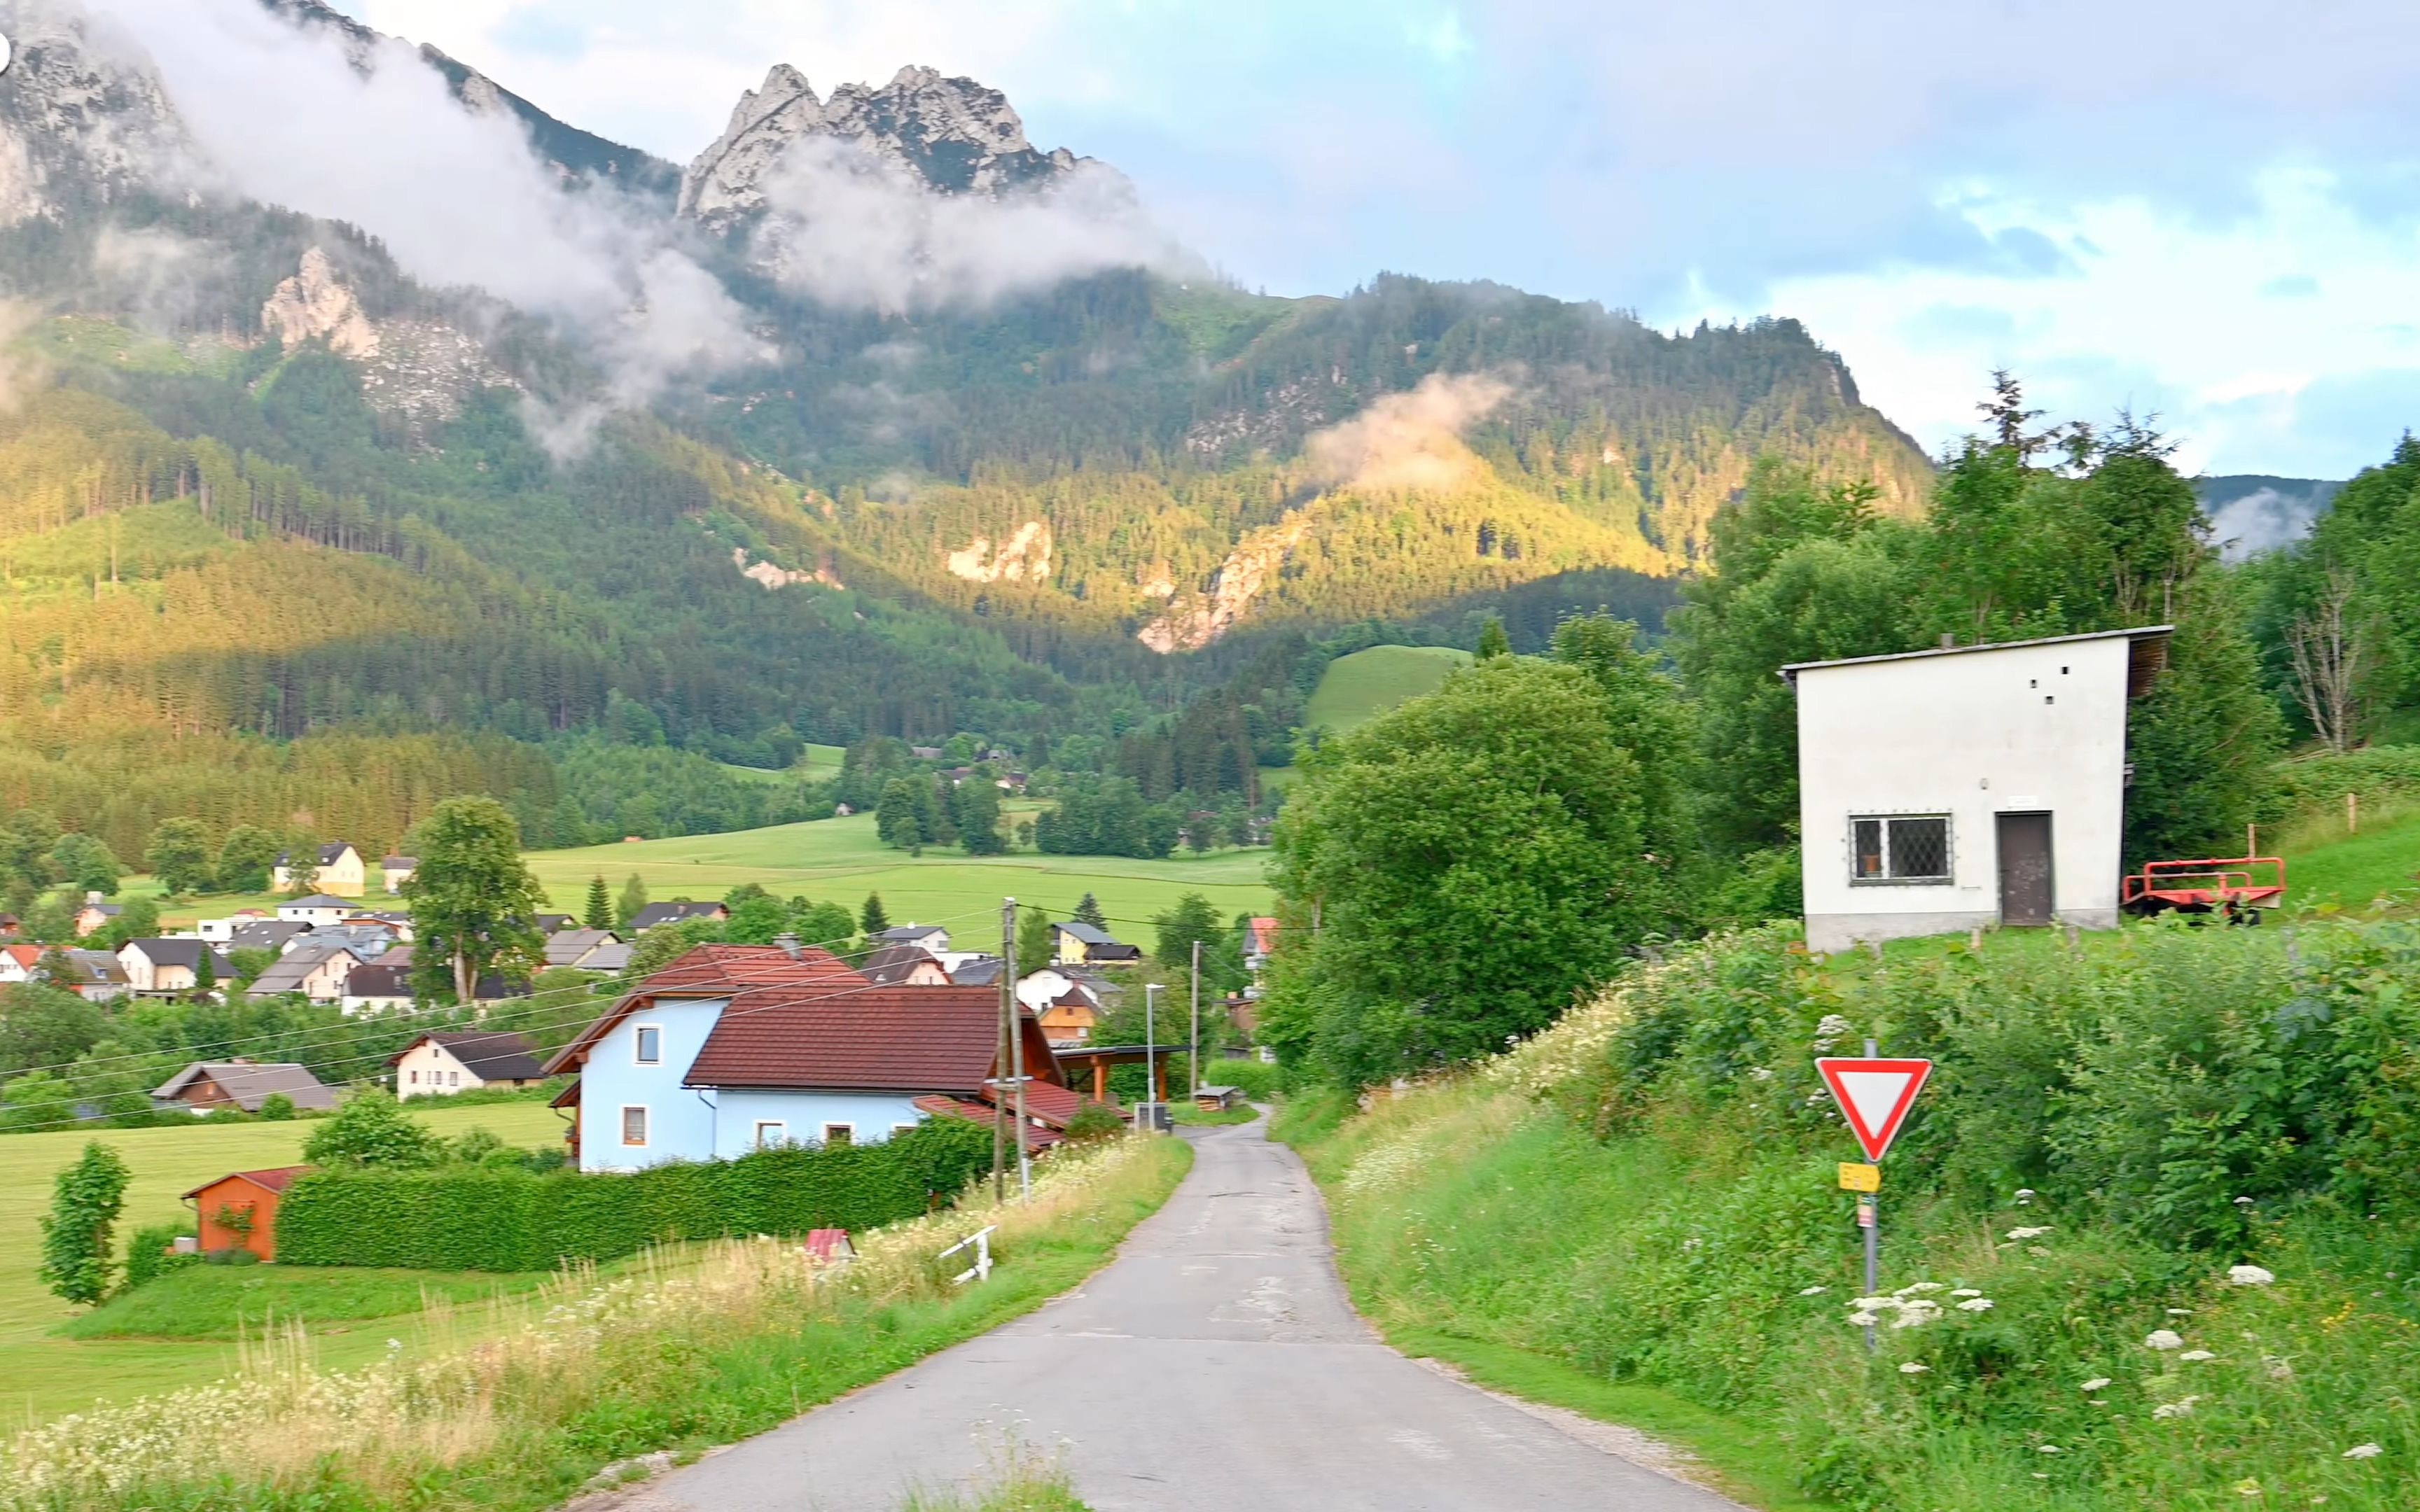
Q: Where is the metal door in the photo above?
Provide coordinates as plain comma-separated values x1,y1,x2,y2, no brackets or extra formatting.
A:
1996,812,2054,926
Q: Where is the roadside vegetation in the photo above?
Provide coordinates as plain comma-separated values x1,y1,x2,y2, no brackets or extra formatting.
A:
1,1131,1190,1511
1280,918,2420,1511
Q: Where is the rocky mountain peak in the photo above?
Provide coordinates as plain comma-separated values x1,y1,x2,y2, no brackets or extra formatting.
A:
677,62,1085,230
0,1,197,226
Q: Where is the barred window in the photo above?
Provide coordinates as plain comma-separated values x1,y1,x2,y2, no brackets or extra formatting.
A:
1851,816,1951,883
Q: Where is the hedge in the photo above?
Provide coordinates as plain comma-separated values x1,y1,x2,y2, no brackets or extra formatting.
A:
275,1118,994,1270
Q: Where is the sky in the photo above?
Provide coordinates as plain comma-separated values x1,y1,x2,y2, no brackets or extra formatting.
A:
319,1,2420,479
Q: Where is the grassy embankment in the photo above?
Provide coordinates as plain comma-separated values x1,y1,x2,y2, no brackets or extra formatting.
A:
1279,911,2420,1511
0,1100,564,1421
4,1133,1191,1511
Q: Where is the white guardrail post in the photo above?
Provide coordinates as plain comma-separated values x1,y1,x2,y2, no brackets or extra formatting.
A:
940,1225,997,1285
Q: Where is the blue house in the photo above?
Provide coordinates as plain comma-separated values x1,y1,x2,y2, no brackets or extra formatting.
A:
545,944,1077,1172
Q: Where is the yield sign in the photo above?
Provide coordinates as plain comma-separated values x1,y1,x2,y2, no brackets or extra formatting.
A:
1816,1058,1933,1163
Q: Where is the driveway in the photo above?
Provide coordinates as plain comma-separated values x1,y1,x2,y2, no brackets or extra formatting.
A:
628,1114,1747,1511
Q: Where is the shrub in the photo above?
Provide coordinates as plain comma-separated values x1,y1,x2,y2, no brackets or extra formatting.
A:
40,1142,131,1305
120,1220,199,1292
302,1090,442,1170
256,1093,295,1121
1063,1102,1125,1144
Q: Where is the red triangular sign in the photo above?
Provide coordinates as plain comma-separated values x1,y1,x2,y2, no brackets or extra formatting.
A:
1816,1057,1933,1163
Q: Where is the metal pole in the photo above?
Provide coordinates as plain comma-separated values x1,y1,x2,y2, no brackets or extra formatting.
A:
1863,1035,1879,1353
993,898,1011,1201
1008,897,1029,1199
1190,939,1202,1099
1145,983,1160,1124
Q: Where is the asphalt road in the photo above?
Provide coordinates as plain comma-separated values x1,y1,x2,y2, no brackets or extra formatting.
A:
630,1116,1746,1512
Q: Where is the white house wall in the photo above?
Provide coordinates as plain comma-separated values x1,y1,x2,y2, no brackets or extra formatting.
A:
1796,636,2134,952
709,1091,929,1159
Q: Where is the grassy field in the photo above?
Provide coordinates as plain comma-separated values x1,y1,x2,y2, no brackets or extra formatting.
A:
1303,644,1473,734
0,1098,563,1421
521,809,1274,937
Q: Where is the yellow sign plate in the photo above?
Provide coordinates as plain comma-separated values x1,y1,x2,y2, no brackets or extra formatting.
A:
1838,1162,1881,1193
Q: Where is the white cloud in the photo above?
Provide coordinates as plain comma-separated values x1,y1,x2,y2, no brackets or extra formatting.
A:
1304,370,1515,493
88,0,767,451
753,136,1188,314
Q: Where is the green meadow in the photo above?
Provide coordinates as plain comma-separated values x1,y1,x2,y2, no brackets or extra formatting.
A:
1302,644,1473,734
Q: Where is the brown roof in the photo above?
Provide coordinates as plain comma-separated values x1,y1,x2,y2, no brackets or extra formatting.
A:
152,1061,338,1112
912,1094,1066,1149
542,944,869,1074
686,984,1061,1094
181,1165,313,1200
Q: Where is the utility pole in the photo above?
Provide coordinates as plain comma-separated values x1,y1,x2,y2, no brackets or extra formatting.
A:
1008,897,1029,1198
1144,982,1162,1126
994,896,1012,1201
1189,939,1202,1100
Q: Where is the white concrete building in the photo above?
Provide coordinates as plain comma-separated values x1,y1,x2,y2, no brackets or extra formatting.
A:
1786,626,2171,953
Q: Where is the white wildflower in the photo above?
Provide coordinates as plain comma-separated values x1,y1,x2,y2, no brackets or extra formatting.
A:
2167,1308,2193,1316
2039,1445,2062,1453
2080,1378,2112,1392
2151,1396,2200,1419
1850,1296,1903,1310
1899,1362,1930,1374
1951,1288,1983,1298
2262,1356,2293,1380
2228,1264,2276,1287
2343,1443,2383,1460
2014,1188,2037,1205
2145,1329,2185,1350
2027,1245,2053,1257
1847,1312,1880,1327
1892,1302,1940,1329
2005,1225,2054,1240
1957,1297,1995,1312
2179,1350,2216,1362
1749,1066,1774,1082
1896,1282,1946,1295
1798,1285,1828,1296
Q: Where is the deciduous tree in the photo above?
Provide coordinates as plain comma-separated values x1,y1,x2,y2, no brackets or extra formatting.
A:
402,797,545,1004
39,1141,130,1306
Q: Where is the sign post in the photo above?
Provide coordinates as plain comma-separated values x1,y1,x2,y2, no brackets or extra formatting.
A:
1816,1042,1932,1352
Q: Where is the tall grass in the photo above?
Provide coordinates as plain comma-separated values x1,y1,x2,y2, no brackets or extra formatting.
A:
1288,922,2420,1511
1,1135,1188,1512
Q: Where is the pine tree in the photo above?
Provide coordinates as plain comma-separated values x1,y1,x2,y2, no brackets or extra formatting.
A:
584,874,612,931
860,891,890,939
1073,892,1106,928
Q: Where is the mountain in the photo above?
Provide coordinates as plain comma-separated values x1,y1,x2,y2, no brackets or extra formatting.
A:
0,0,1935,858
2195,474,2339,561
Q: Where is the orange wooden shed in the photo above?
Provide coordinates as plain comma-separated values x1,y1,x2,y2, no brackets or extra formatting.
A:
183,1166,312,1261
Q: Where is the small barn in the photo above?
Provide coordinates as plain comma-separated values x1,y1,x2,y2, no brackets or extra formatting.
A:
185,1166,312,1261
152,1060,338,1114
1786,626,2171,952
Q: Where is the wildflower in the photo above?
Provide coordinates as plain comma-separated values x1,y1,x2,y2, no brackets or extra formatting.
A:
2145,1329,2185,1350
2179,1350,2216,1362
2080,1378,2112,1392
2263,1356,2293,1380
2006,1225,2054,1240
2229,1264,2276,1287
2343,1444,2383,1460
1847,1312,1880,1327
1957,1297,1994,1312
1893,1303,1940,1329
2167,1308,2194,1316
2234,1196,2255,1207
2039,1445,2062,1453
1951,1287,1983,1298
2235,1480,2262,1497
2151,1396,2199,1419
1798,1285,1828,1296
2014,1188,2037,1205
2027,1245,2053,1257
1850,1296,1903,1310
1896,1282,1946,1295
1899,1362,1929,1374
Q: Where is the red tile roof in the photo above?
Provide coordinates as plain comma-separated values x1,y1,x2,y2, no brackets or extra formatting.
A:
687,983,1055,1093
181,1165,313,1200
543,945,870,1074
912,1094,1066,1149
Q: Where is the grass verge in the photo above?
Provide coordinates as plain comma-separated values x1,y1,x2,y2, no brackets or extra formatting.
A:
64,1264,564,1341
2,1135,1191,1511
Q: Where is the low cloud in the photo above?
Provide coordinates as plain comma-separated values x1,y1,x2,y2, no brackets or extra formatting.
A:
90,226,235,333
2206,486,2324,561
1303,370,1517,494
85,0,768,454
756,136,1190,314
0,302,48,416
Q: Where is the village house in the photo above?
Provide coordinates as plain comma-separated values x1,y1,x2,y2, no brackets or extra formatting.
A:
152,1060,338,1114
868,923,952,953
544,943,1084,1172
1242,916,1279,1000
391,1030,548,1099
228,919,312,954
245,941,365,1003
340,960,415,1014
543,927,623,969
276,895,354,929
272,841,366,898
1050,920,1141,967
61,949,129,1001
1017,964,1109,1013
0,943,42,984
860,941,952,986
1036,988,1098,1048
71,897,121,937
628,901,730,932
1786,626,2173,952
382,855,417,892
196,909,272,942
118,938,237,996
184,1166,311,1261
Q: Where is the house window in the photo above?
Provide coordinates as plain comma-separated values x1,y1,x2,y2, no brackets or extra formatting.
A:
1850,816,1952,883
823,1124,854,1147
633,1026,662,1065
753,1121,786,1149
408,1070,418,1084
621,1106,648,1145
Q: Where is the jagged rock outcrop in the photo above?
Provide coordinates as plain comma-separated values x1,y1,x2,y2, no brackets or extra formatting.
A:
0,1,197,226
732,546,843,590
679,64,1085,230
1138,511,1319,652
944,520,1053,583
260,247,516,435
